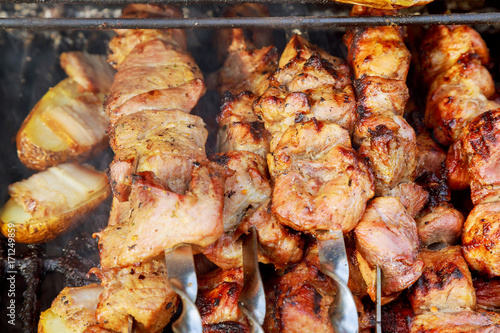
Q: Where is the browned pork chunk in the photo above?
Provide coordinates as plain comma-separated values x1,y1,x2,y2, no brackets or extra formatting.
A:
388,182,429,218
211,151,271,232
474,277,500,312
420,25,490,86
355,196,423,304
425,58,498,146
216,91,271,159
105,39,205,124
446,110,500,203
416,203,464,248
204,199,304,269
421,25,499,146
196,267,249,332
415,130,447,177
410,310,500,333
108,5,187,67
109,110,208,197
462,201,500,277
91,258,178,333
268,120,374,234
264,245,336,333
254,34,356,151
107,162,224,267
408,246,476,315
216,28,278,97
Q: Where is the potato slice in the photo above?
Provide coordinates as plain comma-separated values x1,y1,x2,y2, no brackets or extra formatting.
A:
17,78,110,171
38,284,103,333
0,163,110,243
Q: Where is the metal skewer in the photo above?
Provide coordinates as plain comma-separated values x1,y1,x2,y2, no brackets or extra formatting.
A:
164,245,203,333
238,226,266,333
317,230,359,333
376,266,382,333
127,315,134,333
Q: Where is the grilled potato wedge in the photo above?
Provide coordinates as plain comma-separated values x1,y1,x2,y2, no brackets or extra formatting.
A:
17,78,109,171
0,163,110,243
17,52,114,171
38,284,103,333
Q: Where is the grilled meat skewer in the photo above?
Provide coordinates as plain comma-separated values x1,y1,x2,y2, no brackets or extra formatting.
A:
87,4,223,332
344,6,423,306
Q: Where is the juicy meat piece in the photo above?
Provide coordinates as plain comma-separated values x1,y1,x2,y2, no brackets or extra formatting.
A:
203,199,304,269
355,196,424,303
348,248,368,298
420,25,490,86
110,110,208,195
415,130,446,177
381,298,414,333
388,182,429,218
344,19,410,81
38,284,103,333
355,76,409,118
105,39,205,124
110,162,224,266
92,258,178,333
60,52,115,94
108,159,133,202
264,244,336,333
109,5,187,67
354,110,418,195
196,267,249,330
254,34,356,151
462,201,500,277
474,277,500,312
204,199,304,269
407,246,476,315
95,198,131,269
268,120,374,233
446,110,500,204
410,310,500,333
416,203,464,248
214,3,272,64
216,91,270,159
216,28,278,96
425,58,497,146
211,151,271,232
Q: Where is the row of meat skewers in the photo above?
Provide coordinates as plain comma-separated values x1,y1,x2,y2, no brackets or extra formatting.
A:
1,2,499,332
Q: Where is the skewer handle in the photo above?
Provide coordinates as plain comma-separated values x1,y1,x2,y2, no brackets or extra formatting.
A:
318,230,359,333
164,245,203,333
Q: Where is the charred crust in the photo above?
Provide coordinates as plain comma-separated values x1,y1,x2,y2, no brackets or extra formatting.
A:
211,153,230,166
249,121,266,140
415,171,450,207
203,322,249,333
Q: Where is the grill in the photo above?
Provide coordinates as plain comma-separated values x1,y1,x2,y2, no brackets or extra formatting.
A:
0,1,499,332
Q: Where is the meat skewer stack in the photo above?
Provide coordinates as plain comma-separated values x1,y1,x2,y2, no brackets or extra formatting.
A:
253,32,376,331
403,24,500,331
204,4,304,271
344,5,425,306
196,5,306,331
88,4,226,332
